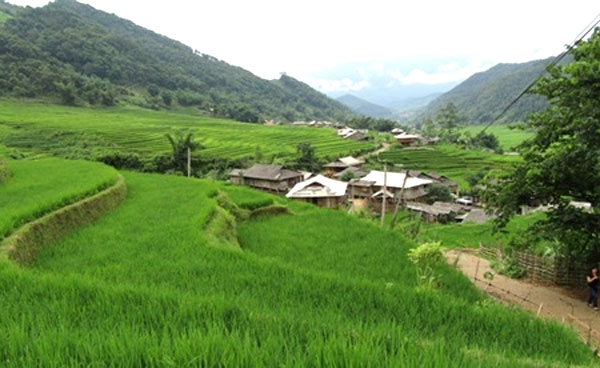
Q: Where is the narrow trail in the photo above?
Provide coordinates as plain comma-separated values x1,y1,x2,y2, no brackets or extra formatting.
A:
446,249,600,349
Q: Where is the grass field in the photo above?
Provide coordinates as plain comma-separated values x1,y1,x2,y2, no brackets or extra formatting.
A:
0,170,592,366
0,158,118,238
0,100,374,164
415,211,544,249
462,124,533,151
378,144,521,190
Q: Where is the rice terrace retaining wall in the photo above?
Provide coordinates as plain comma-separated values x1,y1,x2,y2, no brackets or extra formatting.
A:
0,174,127,266
480,243,588,288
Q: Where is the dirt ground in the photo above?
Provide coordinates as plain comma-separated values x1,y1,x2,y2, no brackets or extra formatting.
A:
446,249,600,349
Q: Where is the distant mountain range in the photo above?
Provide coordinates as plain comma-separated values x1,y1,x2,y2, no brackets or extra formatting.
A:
335,95,393,119
336,58,561,125
0,0,352,123
336,93,442,121
420,58,558,124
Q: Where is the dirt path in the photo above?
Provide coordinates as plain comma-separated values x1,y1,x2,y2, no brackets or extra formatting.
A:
446,249,600,348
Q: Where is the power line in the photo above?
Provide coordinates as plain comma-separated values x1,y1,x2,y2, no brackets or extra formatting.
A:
480,13,600,134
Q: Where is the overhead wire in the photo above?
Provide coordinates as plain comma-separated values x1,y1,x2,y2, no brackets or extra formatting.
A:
479,12,600,134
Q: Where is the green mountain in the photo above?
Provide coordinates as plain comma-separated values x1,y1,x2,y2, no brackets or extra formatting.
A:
336,94,393,119
0,0,353,123
422,58,556,124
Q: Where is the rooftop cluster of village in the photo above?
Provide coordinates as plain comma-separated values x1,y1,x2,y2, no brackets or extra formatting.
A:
229,155,475,224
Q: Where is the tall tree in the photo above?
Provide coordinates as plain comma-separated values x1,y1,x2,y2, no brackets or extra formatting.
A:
435,102,465,143
165,131,204,176
484,28,600,259
295,142,320,172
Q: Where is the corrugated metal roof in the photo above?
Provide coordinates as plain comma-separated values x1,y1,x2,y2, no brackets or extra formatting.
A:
360,170,432,189
286,174,348,198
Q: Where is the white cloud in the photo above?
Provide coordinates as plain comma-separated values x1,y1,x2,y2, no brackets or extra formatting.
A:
307,78,371,93
390,61,494,85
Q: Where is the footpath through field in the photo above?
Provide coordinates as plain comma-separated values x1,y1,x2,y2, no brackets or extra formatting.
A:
446,249,600,351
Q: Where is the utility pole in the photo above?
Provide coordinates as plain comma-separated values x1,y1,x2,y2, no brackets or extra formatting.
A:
187,147,191,177
390,170,409,230
380,162,387,229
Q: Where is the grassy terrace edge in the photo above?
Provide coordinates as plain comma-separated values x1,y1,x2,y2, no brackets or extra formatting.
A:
0,174,127,266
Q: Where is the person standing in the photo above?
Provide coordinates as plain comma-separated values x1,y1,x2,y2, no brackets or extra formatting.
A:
587,266,599,310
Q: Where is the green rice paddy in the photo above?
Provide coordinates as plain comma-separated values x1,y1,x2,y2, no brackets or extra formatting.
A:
0,165,593,366
0,158,118,238
0,100,374,163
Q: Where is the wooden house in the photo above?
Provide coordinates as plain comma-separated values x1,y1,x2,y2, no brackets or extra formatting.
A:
324,156,364,176
348,170,433,212
394,132,421,147
286,174,348,208
408,171,459,195
229,164,304,194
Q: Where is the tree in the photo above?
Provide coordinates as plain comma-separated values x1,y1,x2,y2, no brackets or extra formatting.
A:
435,103,465,143
484,28,600,260
425,183,453,204
295,143,320,172
165,131,204,176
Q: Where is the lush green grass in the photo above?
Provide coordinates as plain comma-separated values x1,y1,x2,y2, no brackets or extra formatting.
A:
415,211,544,249
0,171,590,366
462,125,533,151
0,100,374,163
0,158,118,238
378,144,521,190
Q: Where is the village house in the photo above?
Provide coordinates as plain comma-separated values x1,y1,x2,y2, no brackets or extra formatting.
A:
337,127,368,141
348,170,433,212
405,201,464,223
229,164,304,194
323,156,364,176
286,174,348,208
408,170,459,195
394,132,421,147
333,166,368,181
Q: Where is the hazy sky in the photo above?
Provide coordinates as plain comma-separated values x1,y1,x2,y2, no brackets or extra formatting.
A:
6,0,600,93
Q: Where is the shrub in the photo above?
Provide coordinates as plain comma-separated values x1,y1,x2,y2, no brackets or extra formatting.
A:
407,241,445,287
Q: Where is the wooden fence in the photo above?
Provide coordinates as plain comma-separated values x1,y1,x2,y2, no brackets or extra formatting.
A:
480,243,588,288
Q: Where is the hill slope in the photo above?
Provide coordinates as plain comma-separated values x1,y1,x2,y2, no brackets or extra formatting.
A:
336,94,394,119
0,0,353,122
422,58,555,124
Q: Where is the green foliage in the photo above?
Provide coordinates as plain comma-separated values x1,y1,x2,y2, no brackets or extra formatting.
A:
485,28,600,260
425,182,453,204
407,241,445,287
165,130,204,175
462,124,534,152
294,142,320,172
346,116,399,132
422,58,552,124
467,131,503,153
340,170,357,182
434,103,466,143
0,2,353,121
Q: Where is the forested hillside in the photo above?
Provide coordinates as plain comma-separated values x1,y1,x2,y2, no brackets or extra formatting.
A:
422,58,556,124
336,94,394,119
0,0,353,123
